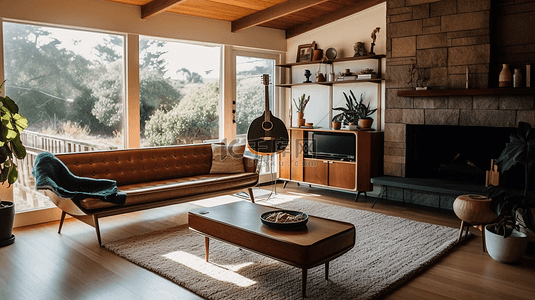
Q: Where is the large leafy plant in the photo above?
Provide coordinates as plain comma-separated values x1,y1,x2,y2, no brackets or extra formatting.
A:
0,81,28,188
485,122,535,237
332,90,360,124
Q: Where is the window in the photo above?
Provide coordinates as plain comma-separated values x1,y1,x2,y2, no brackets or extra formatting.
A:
235,56,275,137
139,38,221,147
2,22,125,212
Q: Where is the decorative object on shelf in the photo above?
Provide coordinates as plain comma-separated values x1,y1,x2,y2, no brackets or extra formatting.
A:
325,47,337,60
0,81,28,247
332,90,360,127
499,63,512,87
407,64,429,90
316,72,326,82
369,27,380,55
353,42,367,57
293,93,310,127
357,68,377,79
527,64,531,87
313,49,323,61
483,121,535,262
316,57,328,82
296,41,316,63
327,63,335,82
465,66,469,89
514,68,522,88
304,69,312,83
453,194,497,251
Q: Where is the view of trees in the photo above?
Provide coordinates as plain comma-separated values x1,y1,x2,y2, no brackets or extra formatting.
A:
3,22,273,149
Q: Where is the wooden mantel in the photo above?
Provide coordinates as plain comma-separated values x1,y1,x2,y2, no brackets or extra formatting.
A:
397,87,535,97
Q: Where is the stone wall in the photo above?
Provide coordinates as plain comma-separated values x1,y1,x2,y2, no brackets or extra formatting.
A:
384,0,535,177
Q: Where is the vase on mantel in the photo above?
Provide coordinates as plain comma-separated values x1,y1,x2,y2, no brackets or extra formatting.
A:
499,64,512,87
514,68,523,88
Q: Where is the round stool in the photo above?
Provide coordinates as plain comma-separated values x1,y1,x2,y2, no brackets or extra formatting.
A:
453,194,498,252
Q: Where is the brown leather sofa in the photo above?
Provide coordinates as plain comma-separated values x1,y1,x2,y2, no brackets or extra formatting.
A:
41,143,259,246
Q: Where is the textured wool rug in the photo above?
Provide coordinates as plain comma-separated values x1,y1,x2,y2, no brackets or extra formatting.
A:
104,199,459,300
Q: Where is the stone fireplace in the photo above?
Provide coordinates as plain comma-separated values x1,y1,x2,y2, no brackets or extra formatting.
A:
384,0,535,185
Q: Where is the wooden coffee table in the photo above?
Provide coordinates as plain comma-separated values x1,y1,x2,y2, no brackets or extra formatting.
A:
188,201,355,297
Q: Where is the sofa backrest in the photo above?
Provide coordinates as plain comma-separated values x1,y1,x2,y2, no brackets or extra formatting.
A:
56,144,213,185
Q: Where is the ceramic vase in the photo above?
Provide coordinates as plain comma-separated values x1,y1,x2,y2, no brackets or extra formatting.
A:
297,112,305,126
514,68,522,88
332,121,341,130
499,64,512,87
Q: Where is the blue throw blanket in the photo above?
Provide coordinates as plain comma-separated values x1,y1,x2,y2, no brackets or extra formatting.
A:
33,152,127,206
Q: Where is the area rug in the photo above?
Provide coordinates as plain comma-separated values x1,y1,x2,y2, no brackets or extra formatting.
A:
104,199,459,300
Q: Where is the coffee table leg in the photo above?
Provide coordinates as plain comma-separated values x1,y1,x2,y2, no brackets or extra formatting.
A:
325,261,329,280
205,237,209,262
302,268,307,298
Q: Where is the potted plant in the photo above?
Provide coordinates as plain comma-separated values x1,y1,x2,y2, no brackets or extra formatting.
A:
293,94,310,127
407,64,430,90
0,81,28,247
484,121,535,262
332,90,360,130
356,94,377,129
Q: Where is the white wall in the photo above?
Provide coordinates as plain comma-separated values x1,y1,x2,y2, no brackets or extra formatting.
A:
0,0,286,51
284,3,387,130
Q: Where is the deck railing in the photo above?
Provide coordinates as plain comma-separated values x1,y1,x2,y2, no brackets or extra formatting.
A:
14,131,118,211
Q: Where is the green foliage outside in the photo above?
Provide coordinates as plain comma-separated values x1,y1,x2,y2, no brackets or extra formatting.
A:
235,76,264,135
145,82,219,146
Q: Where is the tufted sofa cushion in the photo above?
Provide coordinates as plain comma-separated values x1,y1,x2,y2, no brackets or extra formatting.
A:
57,144,213,186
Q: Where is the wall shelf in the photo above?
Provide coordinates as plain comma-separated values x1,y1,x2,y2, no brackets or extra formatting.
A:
397,87,535,97
276,78,382,88
276,54,386,68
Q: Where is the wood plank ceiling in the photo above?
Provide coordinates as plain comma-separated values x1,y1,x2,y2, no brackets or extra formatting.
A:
104,0,385,39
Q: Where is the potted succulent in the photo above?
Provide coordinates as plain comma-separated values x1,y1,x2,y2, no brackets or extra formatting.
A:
293,94,310,127
332,90,360,130
484,121,535,263
356,94,377,129
0,81,28,247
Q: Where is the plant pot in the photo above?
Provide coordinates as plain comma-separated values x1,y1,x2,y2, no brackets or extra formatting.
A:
332,121,341,130
348,123,359,130
297,112,305,126
0,201,15,247
485,224,527,263
359,118,373,129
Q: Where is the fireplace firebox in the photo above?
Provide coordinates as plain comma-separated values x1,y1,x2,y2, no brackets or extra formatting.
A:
406,125,528,190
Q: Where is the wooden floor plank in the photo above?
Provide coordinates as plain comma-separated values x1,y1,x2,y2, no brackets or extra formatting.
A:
1,183,533,300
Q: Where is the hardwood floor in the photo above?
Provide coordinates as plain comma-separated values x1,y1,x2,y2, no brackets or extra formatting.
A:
1,183,534,300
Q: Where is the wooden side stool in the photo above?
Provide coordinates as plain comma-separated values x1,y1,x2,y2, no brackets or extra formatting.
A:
453,194,498,252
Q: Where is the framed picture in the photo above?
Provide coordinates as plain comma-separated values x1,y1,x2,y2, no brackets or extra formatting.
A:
296,41,316,63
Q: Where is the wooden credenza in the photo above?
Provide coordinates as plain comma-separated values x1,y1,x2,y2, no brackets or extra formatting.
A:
279,128,383,193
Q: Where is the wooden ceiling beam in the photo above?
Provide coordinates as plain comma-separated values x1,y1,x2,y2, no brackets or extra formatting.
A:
285,0,385,39
231,0,331,33
141,0,184,19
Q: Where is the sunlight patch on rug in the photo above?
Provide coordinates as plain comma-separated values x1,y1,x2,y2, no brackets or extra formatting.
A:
162,251,256,288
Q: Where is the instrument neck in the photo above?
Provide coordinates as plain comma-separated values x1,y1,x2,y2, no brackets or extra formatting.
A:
264,84,270,121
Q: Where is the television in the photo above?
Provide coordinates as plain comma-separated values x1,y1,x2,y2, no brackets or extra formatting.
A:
305,131,356,161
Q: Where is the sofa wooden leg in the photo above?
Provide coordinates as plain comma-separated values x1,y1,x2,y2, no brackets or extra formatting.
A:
93,215,102,247
58,211,66,234
248,188,255,203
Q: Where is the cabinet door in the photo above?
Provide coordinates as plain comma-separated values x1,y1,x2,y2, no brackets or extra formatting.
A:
304,159,328,185
290,130,304,181
329,161,356,189
279,150,290,180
